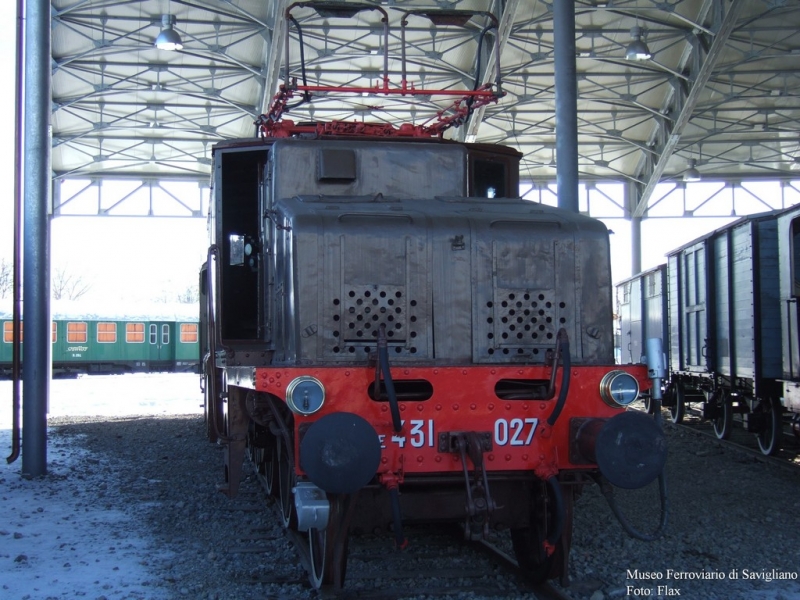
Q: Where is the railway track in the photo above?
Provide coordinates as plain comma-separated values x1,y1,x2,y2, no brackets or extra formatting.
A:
633,400,800,471
471,537,576,600
238,457,576,600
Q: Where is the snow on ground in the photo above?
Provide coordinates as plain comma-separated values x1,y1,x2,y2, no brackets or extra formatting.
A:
0,374,203,600
0,373,204,425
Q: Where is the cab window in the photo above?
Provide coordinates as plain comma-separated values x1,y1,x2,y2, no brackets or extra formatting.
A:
472,159,507,198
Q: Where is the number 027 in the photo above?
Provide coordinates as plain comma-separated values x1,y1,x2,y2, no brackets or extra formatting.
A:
494,418,539,446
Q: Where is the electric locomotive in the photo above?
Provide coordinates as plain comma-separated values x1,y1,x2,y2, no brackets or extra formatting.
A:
201,3,666,588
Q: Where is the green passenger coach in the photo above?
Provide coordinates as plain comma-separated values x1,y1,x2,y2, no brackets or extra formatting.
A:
0,301,200,377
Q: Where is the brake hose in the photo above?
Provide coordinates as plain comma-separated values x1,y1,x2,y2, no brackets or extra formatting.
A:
377,325,402,433
545,476,565,550
546,329,571,427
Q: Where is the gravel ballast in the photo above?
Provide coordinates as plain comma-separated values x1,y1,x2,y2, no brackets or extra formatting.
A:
2,378,800,600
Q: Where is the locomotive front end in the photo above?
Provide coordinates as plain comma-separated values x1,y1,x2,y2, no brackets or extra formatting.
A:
204,135,665,586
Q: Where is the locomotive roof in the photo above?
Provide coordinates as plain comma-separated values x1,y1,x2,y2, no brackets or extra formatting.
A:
211,134,523,159
278,192,609,233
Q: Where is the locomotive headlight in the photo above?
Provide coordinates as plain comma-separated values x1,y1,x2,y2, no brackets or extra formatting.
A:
286,376,326,416
599,370,640,408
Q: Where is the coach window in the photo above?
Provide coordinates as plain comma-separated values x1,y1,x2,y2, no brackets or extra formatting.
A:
3,321,22,343
471,159,507,198
180,323,198,343
52,322,57,343
149,324,158,344
162,324,170,345
792,217,800,298
97,322,117,343
126,323,145,343
67,322,87,343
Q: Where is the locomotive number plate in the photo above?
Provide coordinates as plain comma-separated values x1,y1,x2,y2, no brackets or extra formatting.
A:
493,418,539,446
378,418,540,449
379,419,436,449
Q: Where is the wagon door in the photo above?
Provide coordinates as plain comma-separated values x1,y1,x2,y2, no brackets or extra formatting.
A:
617,281,633,363
781,213,800,382
148,322,176,370
679,242,711,372
628,277,644,364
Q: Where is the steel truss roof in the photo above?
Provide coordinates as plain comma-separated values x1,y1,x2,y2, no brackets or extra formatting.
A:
49,0,800,218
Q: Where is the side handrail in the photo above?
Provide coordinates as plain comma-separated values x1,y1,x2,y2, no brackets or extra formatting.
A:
205,245,232,443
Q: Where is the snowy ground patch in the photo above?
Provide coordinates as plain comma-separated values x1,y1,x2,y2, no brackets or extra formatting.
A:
0,374,203,600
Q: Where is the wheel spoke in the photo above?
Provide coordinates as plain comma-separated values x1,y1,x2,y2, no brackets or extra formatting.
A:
309,527,327,588
756,398,781,456
278,438,296,528
712,391,732,440
264,447,276,495
670,383,685,424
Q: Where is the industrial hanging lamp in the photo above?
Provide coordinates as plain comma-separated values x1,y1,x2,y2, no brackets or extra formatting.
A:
683,159,701,182
625,26,651,61
155,14,183,51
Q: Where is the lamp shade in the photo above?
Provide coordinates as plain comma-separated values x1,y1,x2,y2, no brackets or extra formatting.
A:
683,159,701,182
155,15,183,51
625,26,651,61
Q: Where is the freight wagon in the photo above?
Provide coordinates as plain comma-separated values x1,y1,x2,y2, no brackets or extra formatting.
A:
617,207,800,454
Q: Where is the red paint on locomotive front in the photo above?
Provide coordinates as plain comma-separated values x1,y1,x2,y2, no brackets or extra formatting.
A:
255,364,650,479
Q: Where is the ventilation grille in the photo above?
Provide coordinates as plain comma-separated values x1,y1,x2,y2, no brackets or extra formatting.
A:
485,288,566,357
329,285,421,355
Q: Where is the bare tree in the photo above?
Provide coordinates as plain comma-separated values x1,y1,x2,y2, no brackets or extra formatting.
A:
0,257,10,299
153,279,199,304
176,283,199,304
52,266,92,301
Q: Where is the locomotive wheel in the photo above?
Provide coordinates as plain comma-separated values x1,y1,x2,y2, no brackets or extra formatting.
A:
203,370,224,443
511,480,574,584
277,437,297,529
670,382,686,424
309,495,350,589
642,395,653,414
263,444,277,496
249,425,277,495
755,397,782,456
712,391,733,440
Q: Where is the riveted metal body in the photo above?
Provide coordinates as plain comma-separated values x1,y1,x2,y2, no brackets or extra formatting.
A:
203,132,654,586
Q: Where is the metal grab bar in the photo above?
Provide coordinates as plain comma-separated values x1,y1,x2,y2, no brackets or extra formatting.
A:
205,245,232,443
